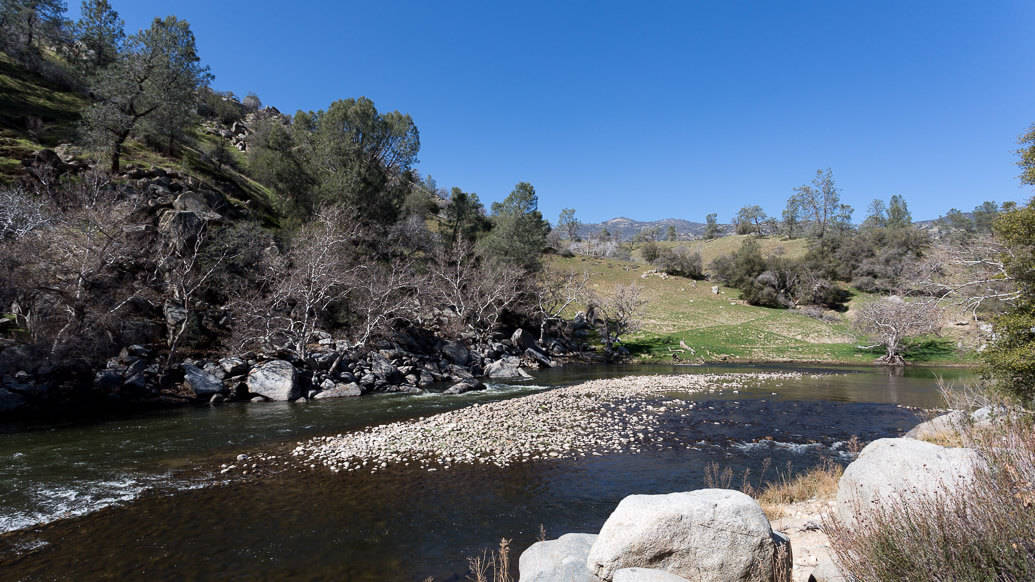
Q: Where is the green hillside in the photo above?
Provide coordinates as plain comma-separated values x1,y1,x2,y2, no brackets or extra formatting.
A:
551,251,970,365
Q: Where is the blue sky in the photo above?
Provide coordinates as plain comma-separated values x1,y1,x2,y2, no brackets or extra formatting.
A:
71,1,1035,224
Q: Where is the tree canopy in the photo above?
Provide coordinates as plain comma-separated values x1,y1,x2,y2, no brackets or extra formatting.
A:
72,0,123,73
786,168,853,239
301,97,420,225
479,182,551,270
81,15,210,172
983,198,1035,402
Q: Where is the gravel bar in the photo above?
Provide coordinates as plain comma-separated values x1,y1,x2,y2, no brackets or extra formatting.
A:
287,372,821,474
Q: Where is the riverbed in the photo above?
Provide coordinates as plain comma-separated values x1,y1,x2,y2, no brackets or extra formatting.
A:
0,363,973,580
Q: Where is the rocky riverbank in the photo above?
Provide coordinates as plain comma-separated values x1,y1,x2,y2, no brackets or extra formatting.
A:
281,372,823,474
0,322,585,418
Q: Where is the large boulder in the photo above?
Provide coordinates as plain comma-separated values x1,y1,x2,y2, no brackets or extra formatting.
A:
519,533,598,582
903,410,968,440
587,488,786,579
835,438,984,527
484,356,532,379
246,360,300,401
182,364,224,397
587,489,791,582
614,568,691,582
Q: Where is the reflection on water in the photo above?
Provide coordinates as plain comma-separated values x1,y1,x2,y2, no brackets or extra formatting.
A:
0,365,972,580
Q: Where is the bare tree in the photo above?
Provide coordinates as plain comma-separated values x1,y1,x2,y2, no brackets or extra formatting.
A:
534,267,589,343
0,186,50,240
157,222,232,368
589,284,647,356
429,236,527,340
853,296,942,365
29,186,147,357
231,206,364,359
348,259,422,347
917,235,1020,319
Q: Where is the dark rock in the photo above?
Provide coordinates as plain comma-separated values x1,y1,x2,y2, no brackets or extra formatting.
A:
309,351,337,370
441,340,471,366
512,328,537,351
525,347,555,368
447,364,474,381
183,364,224,397
418,370,435,388
94,370,123,392
124,345,151,359
0,388,27,413
370,355,403,384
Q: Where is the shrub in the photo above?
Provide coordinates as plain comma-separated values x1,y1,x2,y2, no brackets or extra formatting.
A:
640,240,660,263
652,246,703,279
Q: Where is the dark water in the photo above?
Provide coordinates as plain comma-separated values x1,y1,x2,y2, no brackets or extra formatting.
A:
0,364,973,581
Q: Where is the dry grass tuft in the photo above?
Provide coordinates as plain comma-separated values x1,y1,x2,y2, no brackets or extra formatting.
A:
466,538,513,582
704,456,846,520
756,459,844,519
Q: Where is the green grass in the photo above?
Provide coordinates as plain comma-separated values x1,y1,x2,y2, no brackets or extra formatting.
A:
0,51,84,151
551,253,973,365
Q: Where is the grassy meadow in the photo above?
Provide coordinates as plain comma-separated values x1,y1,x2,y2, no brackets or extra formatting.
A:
552,236,974,365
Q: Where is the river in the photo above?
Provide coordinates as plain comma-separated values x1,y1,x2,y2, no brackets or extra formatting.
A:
0,363,973,580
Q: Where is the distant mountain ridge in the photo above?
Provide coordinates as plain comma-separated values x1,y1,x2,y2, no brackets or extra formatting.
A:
574,215,945,241
575,217,731,241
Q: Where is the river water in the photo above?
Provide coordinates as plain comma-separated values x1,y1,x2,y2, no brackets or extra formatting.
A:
0,363,973,580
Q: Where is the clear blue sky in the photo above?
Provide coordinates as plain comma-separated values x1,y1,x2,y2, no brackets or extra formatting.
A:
71,1,1035,224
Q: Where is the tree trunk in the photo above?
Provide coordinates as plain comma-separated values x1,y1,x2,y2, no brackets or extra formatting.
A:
110,141,122,174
